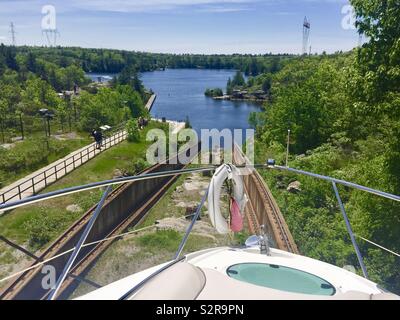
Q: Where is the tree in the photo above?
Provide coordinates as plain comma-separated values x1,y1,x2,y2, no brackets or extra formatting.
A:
232,71,245,87
227,78,233,95
204,88,223,97
261,74,272,93
26,52,37,73
126,119,140,142
350,0,400,189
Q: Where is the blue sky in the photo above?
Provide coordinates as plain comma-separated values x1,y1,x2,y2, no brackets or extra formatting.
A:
0,0,359,54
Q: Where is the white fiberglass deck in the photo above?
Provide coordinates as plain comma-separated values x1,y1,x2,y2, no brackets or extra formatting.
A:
76,246,399,300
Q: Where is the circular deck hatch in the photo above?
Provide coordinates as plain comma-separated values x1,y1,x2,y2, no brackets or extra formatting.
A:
227,263,335,296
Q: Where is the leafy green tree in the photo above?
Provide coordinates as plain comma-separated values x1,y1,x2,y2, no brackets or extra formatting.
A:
126,119,140,142
232,70,245,87
350,0,400,190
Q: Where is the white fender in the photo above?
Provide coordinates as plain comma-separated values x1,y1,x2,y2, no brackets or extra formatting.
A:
208,164,246,234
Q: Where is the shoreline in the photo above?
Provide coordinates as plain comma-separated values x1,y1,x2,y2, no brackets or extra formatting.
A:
212,95,266,103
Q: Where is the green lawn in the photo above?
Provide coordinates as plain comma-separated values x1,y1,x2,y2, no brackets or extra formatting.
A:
0,131,92,187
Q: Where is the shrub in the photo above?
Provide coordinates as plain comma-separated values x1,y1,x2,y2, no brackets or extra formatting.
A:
126,119,140,142
23,209,70,249
132,158,148,174
204,88,223,97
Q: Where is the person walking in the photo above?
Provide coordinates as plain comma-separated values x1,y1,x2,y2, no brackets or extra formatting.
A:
91,129,103,150
96,130,103,149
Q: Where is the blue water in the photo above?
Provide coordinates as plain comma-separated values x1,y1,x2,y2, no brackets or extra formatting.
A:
140,69,261,134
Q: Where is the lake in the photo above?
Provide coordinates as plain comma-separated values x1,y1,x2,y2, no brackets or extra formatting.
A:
140,69,261,135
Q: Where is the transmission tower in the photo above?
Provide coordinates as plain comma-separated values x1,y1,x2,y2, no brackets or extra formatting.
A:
43,29,60,47
9,22,16,46
302,17,310,55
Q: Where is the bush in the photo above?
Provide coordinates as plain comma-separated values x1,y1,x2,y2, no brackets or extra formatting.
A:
204,88,223,97
23,209,70,249
126,119,140,142
120,159,149,176
132,158,148,174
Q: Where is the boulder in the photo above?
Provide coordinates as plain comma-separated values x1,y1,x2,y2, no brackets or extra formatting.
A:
66,204,82,213
113,169,123,179
287,181,301,193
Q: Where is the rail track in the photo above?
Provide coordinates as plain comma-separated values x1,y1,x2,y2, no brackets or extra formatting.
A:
232,144,298,254
251,171,298,253
0,155,195,300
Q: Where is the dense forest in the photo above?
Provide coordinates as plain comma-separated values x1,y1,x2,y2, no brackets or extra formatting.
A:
13,46,290,76
249,0,400,293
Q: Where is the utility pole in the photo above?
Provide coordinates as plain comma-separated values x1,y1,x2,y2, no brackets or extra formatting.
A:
47,116,51,137
18,112,24,140
286,129,291,167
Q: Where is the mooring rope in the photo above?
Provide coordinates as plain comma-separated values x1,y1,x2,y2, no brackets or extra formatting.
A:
355,234,400,258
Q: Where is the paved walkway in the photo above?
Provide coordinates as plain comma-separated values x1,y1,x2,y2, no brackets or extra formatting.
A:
145,94,157,111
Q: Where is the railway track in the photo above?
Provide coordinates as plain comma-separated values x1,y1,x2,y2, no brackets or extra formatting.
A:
1,154,196,300
251,172,298,253
232,144,298,254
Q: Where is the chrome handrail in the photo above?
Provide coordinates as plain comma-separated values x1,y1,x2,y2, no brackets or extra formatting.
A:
174,186,210,260
0,166,217,212
273,165,400,202
118,256,187,300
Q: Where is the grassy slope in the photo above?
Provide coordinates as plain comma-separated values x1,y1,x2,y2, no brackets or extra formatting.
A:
0,121,168,253
0,132,92,186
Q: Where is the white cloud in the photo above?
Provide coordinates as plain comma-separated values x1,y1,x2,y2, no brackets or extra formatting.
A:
197,5,252,13
70,0,258,13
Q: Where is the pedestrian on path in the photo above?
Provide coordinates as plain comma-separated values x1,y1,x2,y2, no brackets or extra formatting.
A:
91,129,103,150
